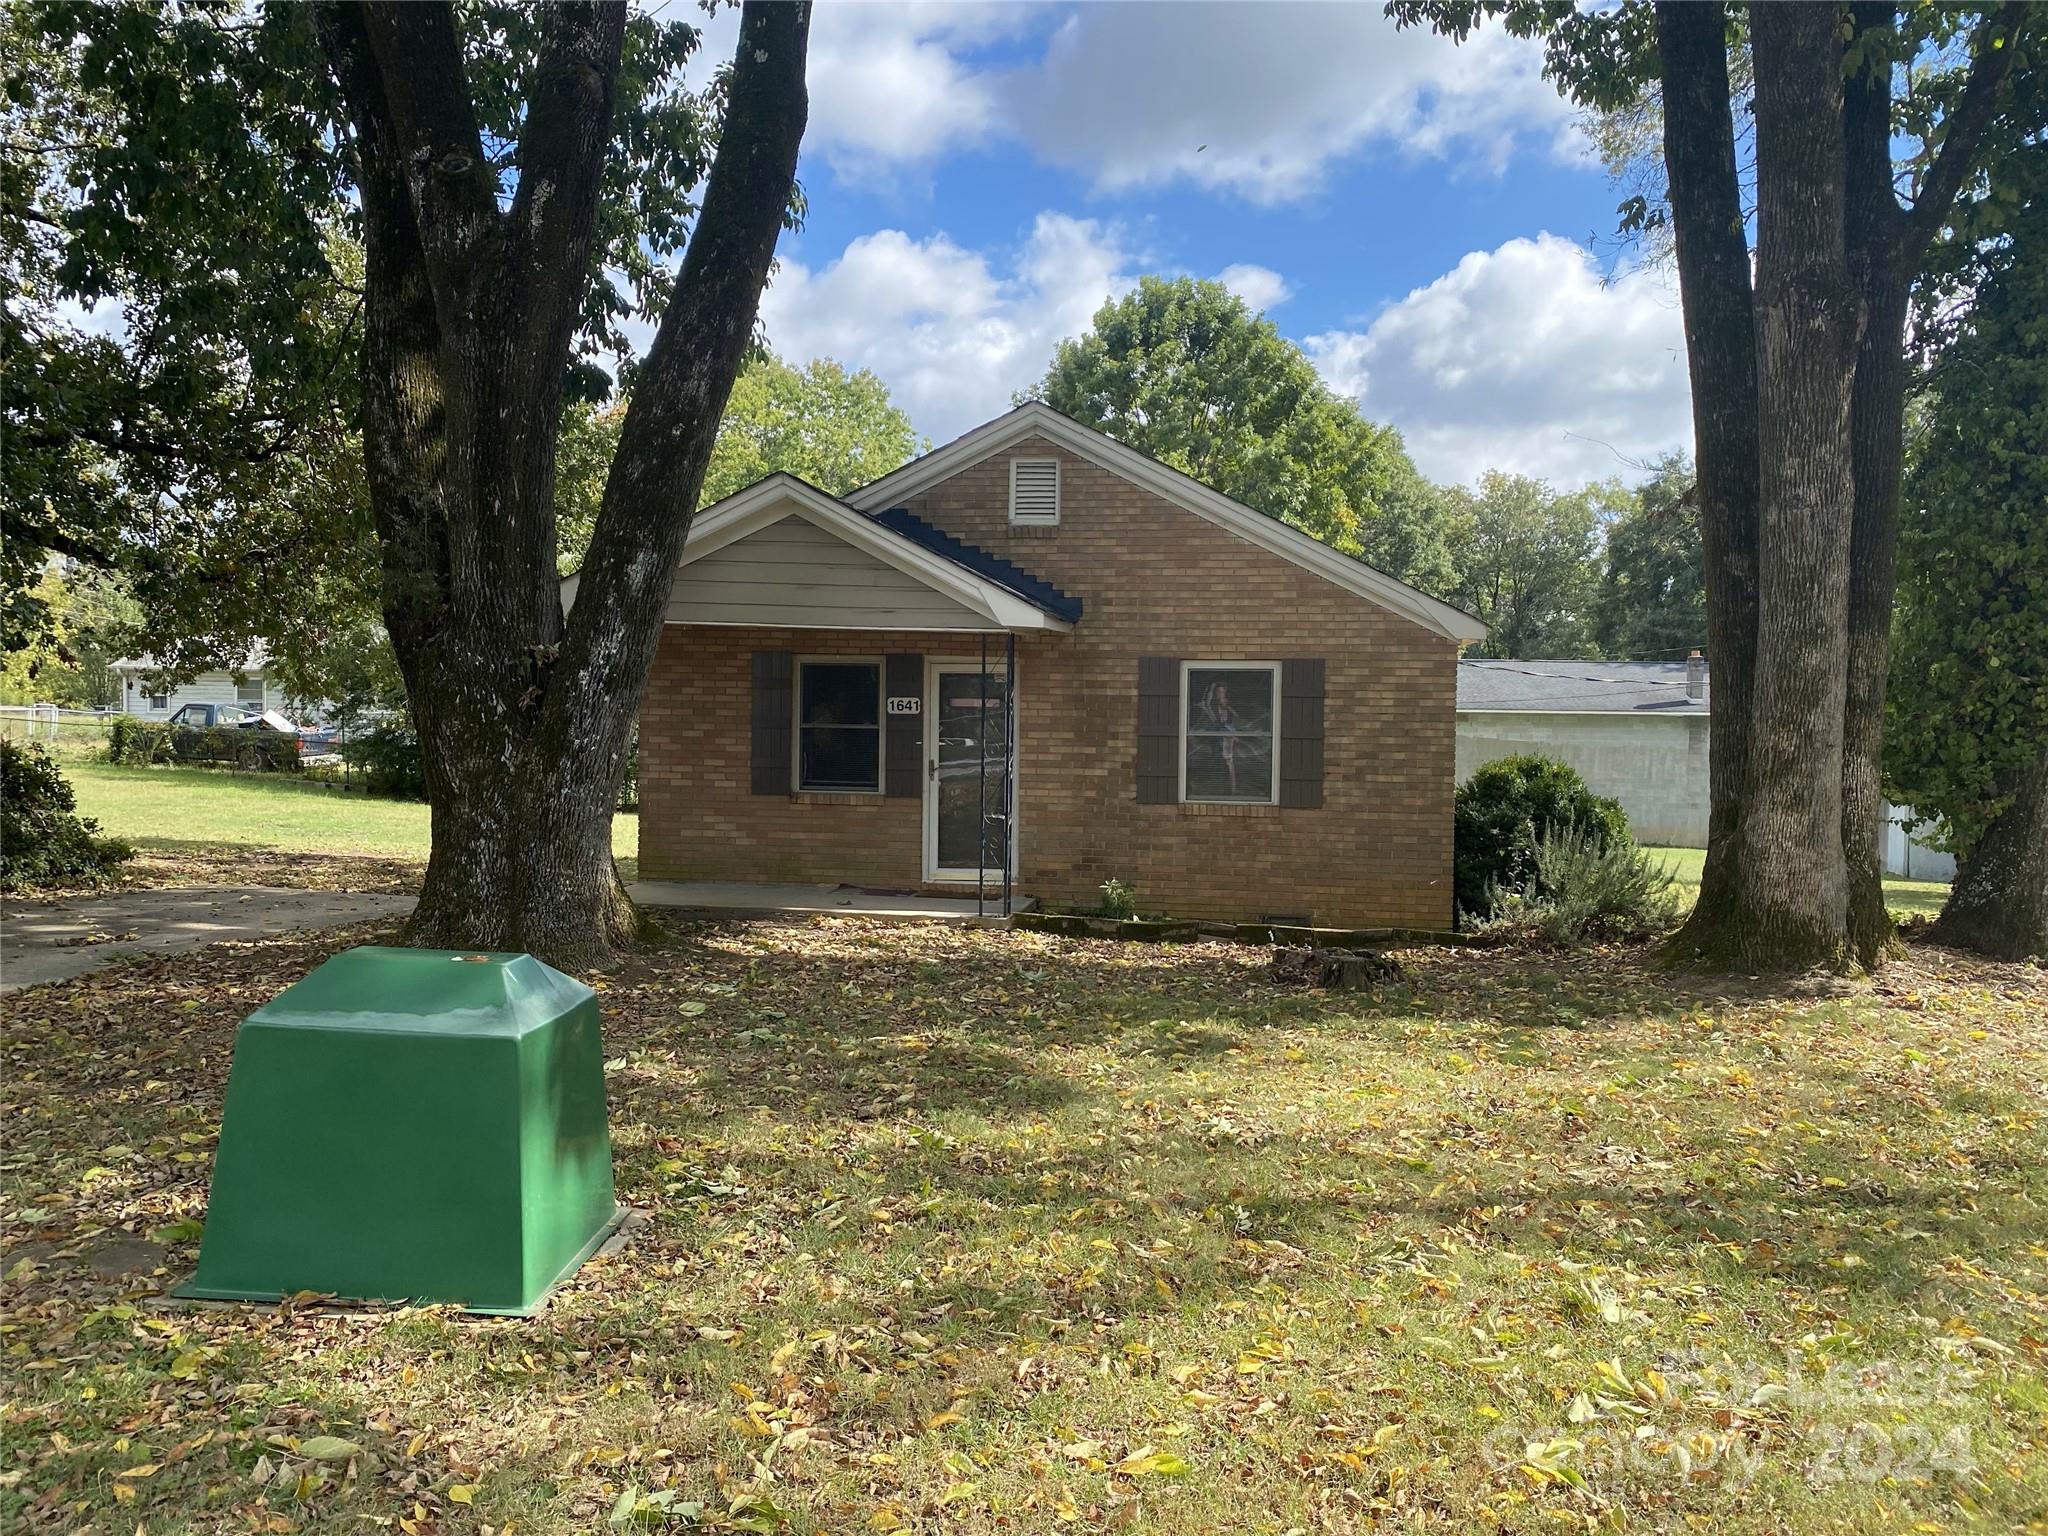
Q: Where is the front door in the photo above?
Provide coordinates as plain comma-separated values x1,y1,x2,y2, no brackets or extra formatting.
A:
925,662,1015,882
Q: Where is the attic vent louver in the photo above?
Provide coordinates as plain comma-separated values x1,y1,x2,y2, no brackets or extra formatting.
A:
1009,458,1060,526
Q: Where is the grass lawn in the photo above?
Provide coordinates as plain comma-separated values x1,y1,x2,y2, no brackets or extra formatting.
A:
1647,845,1951,921
59,761,639,890
3,920,2042,1532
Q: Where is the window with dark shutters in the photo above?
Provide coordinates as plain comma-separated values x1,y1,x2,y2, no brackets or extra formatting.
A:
1278,658,1326,808
749,651,793,795
884,653,924,798
1135,656,1180,803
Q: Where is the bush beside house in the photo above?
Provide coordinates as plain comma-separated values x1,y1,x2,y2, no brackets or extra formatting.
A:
1453,754,1628,919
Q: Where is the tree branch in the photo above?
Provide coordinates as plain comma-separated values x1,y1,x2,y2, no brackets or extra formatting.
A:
509,2,626,342
1898,0,2030,265
0,508,148,574
558,0,809,691
345,3,505,318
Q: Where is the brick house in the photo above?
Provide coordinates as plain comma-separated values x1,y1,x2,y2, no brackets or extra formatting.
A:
620,403,1485,929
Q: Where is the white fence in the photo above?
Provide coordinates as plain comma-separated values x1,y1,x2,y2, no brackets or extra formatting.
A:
0,703,117,745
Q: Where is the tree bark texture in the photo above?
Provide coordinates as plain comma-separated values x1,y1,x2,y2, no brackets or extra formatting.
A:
1654,1,1762,961
1840,0,1908,967
1736,0,1863,968
1932,747,2048,960
1839,1,2029,966
314,1,810,965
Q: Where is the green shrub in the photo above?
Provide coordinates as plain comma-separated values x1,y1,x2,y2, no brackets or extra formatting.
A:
106,713,173,764
341,722,426,800
1471,821,1680,946
1454,754,1629,920
0,739,134,891
1098,877,1137,920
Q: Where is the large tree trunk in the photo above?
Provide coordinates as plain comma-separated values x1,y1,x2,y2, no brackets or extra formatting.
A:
1837,1,2028,967
1841,0,1907,968
1730,0,1863,969
1930,749,2048,960
317,2,810,965
1654,1,1762,963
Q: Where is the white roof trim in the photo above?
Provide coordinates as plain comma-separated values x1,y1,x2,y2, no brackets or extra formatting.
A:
564,474,1070,633
845,402,1487,645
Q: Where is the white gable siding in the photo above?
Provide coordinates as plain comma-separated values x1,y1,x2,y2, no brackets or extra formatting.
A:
119,669,265,719
666,514,1001,631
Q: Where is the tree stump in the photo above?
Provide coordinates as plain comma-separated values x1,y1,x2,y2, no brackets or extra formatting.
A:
1268,945,1403,990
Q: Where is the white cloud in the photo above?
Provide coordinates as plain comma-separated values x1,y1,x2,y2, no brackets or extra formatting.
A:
1215,263,1291,313
779,3,1580,203
997,6,1579,203
1305,234,1692,487
801,5,1020,180
758,212,1136,442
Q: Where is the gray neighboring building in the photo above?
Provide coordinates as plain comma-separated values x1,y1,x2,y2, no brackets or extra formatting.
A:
1456,658,1710,845
1455,656,1954,878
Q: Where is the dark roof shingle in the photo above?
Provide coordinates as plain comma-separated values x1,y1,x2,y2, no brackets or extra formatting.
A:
868,506,1083,625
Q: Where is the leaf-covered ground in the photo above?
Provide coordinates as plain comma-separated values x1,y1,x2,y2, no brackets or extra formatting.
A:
2,920,2042,1534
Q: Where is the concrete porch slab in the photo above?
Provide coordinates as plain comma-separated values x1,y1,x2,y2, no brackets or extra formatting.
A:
629,880,1032,923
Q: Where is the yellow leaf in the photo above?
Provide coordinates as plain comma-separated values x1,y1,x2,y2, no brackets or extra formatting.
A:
926,1410,963,1430
1115,1446,1192,1477
449,1484,477,1505
116,1464,160,1479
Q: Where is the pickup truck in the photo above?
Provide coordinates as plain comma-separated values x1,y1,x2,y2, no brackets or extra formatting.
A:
163,703,304,771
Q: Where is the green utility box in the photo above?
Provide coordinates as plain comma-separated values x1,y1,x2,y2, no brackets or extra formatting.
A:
181,946,622,1315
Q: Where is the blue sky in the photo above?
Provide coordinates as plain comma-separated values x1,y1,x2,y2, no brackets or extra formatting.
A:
690,2,1695,489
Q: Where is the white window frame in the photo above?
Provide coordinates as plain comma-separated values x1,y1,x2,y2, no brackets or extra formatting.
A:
792,655,885,794
148,691,169,711
237,677,265,707
1008,457,1061,526
1177,660,1282,806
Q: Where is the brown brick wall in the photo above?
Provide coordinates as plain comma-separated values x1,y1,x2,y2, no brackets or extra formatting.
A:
640,435,1459,928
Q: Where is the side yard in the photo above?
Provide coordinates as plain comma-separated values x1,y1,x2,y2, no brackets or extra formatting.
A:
47,764,1950,925
58,762,640,891
2,920,2041,1533
1648,845,1951,920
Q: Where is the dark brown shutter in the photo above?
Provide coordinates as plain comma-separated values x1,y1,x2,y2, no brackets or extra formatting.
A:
1278,658,1325,809
884,652,923,798
750,650,793,795
1136,656,1181,804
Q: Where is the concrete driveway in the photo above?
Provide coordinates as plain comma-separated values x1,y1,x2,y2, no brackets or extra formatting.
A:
0,886,415,994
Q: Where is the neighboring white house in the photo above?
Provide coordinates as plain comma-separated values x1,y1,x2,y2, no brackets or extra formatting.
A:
110,654,328,723
1455,655,1952,878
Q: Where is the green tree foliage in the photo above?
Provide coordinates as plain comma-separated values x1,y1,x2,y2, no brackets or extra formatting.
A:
1443,471,1608,658
0,568,139,707
1,6,368,656
2,0,714,665
1453,753,1630,921
555,356,923,572
1886,142,2048,864
1594,455,1704,659
1027,276,1456,595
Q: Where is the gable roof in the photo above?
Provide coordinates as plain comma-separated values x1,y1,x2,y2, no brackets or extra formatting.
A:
868,506,1083,625
843,401,1488,646
572,472,1075,632
1458,659,1710,714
